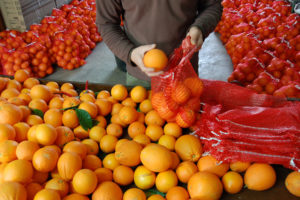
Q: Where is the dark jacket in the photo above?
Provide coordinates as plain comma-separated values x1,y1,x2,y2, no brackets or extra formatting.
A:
96,0,223,81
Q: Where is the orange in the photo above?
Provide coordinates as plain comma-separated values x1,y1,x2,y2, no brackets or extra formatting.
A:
143,49,168,71
28,98,48,113
175,108,196,128
19,105,31,120
16,140,40,160
166,186,189,200
139,99,153,113
99,135,118,153
103,153,120,170
89,126,106,142
158,135,176,151
3,159,33,183
92,181,123,200
83,154,102,170
97,90,110,99
140,143,172,172
0,77,8,93
230,161,251,172
80,89,95,97
26,182,43,200
174,135,202,162
155,170,178,193
27,125,39,142
45,178,69,197
123,188,146,200
188,172,223,200
128,121,146,138
175,161,198,184
18,93,31,104
30,84,52,102
95,98,112,116
62,109,79,129
163,123,182,138
111,114,127,127
111,84,128,101
44,108,63,127
134,165,156,190
0,181,27,200
118,106,138,124
145,125,164,142
133,134,151,147
106,123,123,138
63,194,89,200
35,123,57,146
63,141,87,160
113,165,134,186
82,139,99,155
244,163,276,191
57,152,82,181
107,96,118,104
46,81,59,92
33,188,61,200
95,115,107,128
0,103,22,125
285,171,300,197
0,123,16,142
136,112,145,123
55,126,75,148
78,101,98,119
222,171,244,194
0,163,7,183
13,122,30,142
60,83,74,92
130,85,147,103
62,97,80,109
27,115,44,126
115,140,142,167
183,77,204,97
171,82,191,104
197,155,229,177
23,77,39,89
145,110,165,126
122,97,137,108
14,69,30,83
1,88,20,99
32,147,59,172
0,140,18,163
147,195,165,200
111,103,124,115
80,93,95,103
156,100,177,121
6,79,22,91
49,96,64,109
63,89,78,97
72,169,98,195
73,125,89,140
8,97,26,106
94,168,113,183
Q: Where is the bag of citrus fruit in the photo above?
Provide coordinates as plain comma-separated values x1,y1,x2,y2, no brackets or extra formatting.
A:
151,36,203,128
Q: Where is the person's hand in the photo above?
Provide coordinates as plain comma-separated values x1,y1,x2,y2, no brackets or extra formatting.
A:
130,44,163,77
187,26,203,48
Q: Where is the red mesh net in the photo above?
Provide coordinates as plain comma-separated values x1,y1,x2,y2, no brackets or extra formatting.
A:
153,36,300,171
151,37,203,128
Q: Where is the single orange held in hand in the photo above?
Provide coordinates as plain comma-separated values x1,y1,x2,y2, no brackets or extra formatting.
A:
143,49,168,71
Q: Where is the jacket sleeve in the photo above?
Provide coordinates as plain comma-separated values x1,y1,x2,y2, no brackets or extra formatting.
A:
192,0,223,39
95,0,135,64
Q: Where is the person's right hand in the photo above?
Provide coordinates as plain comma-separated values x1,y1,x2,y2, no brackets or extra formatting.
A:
130,44,163,77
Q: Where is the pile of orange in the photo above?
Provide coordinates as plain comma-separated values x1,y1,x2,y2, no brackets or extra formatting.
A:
0,69,298,200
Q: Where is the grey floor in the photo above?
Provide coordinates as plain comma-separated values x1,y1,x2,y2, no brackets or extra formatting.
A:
44,32,233,85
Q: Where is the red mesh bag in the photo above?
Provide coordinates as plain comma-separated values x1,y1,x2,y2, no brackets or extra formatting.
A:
151,37,203,128
192,80,300,171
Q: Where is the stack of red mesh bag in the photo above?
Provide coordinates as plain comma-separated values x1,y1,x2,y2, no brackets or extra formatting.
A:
152,37,300,171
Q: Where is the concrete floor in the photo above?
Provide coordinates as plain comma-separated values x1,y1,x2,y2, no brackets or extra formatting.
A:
44,32,233,85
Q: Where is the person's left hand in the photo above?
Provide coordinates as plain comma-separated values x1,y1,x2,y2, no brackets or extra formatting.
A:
187,26,203,48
